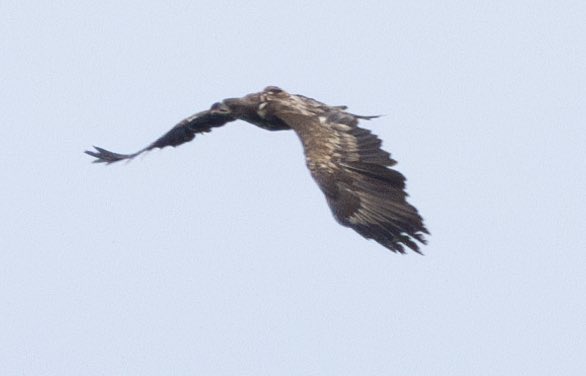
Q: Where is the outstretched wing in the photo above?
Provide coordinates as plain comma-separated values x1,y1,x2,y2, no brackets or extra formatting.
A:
85,103,235,163
278,109,428,254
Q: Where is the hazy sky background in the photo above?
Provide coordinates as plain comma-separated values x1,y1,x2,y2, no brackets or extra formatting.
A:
2,1,585,375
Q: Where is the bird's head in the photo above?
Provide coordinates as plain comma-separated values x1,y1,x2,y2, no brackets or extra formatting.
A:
209,101,231,115
221,86,286,110
220,91,267,117
217,87,289,130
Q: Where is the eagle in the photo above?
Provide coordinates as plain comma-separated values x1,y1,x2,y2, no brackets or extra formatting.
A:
86,86,428,254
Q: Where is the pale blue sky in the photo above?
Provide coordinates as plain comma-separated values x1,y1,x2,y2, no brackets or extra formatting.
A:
2,1,585,375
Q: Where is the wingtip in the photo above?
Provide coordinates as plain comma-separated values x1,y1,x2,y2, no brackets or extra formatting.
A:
383,233,427,255
84,145,135,164
355,114,384,120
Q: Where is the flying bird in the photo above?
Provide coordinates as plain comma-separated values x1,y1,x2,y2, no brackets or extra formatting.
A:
86,86,428,253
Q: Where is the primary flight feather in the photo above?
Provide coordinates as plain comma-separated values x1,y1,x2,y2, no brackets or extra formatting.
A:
86,86,429,253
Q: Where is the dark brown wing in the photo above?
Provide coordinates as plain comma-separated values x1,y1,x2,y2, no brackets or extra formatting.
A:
85,103,235,164
278,109,428,254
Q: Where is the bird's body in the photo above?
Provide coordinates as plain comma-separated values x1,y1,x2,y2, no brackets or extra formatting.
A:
86,86,428,253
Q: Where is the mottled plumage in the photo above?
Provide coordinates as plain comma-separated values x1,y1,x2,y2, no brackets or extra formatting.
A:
86,86,428,253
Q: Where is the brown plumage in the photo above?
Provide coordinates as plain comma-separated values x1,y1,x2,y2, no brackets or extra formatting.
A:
86,86,429,253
